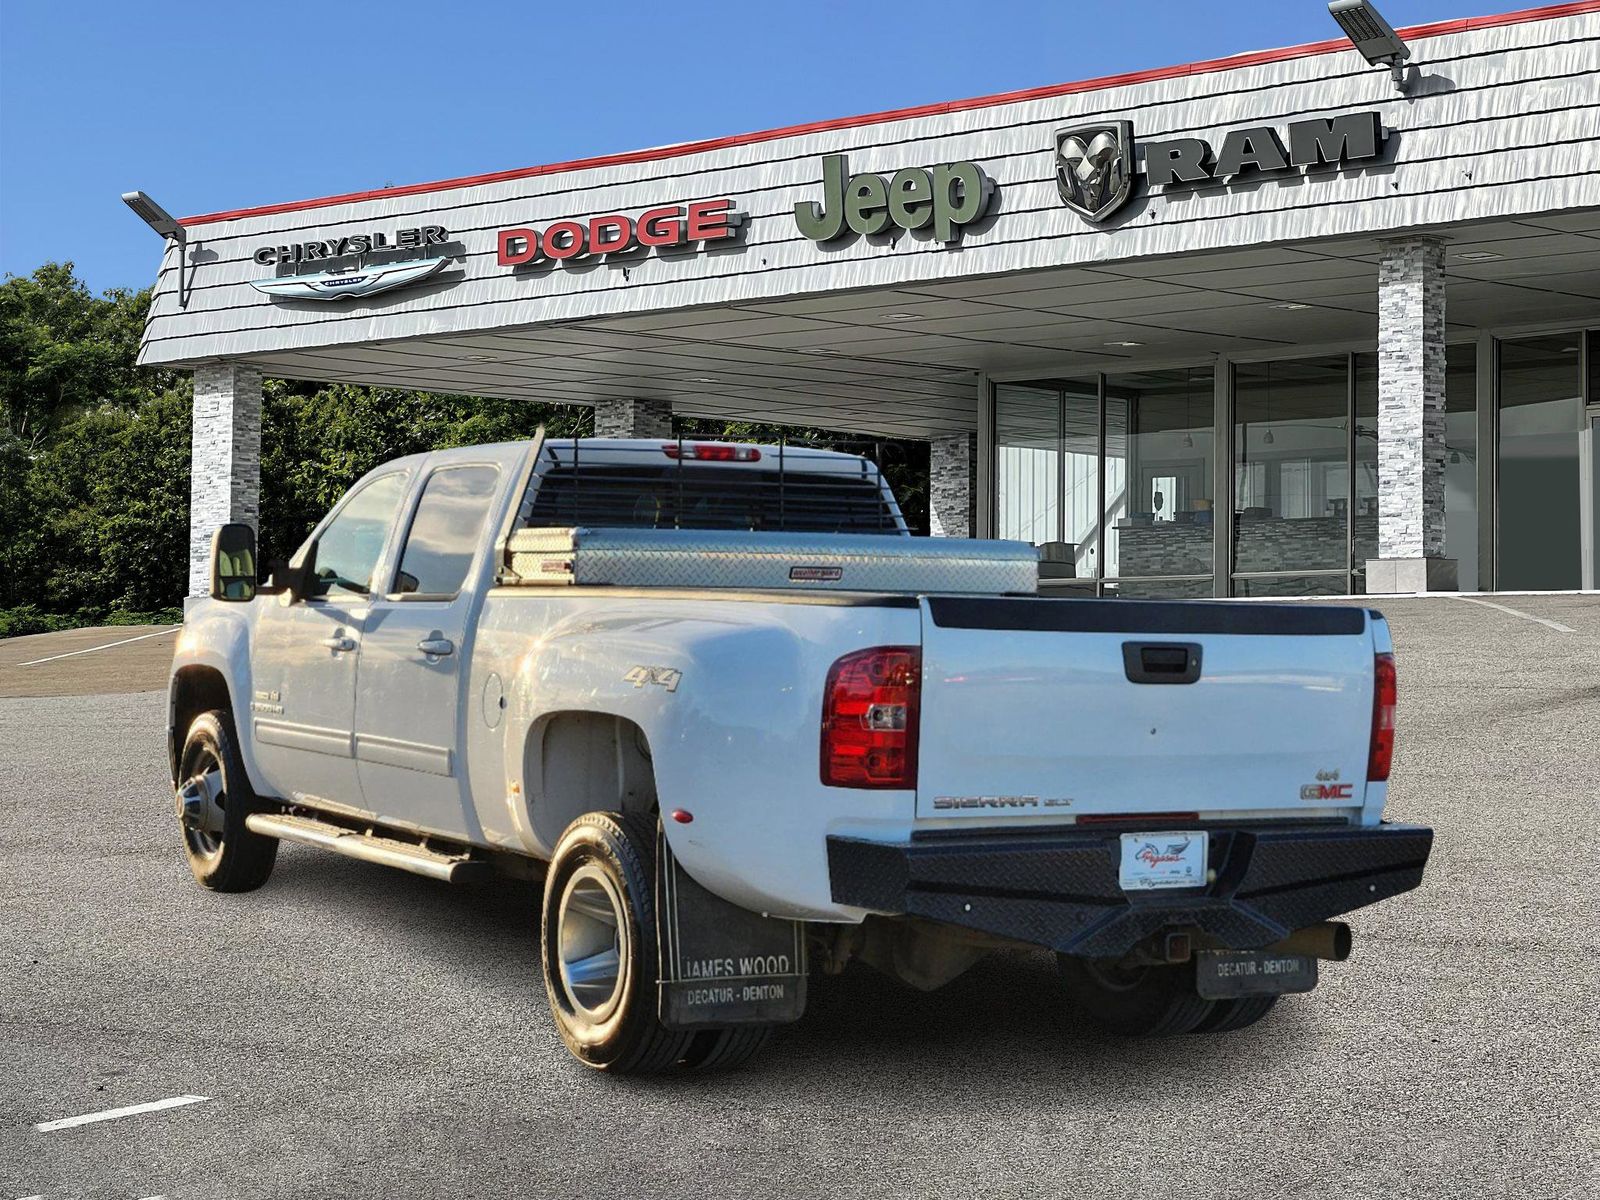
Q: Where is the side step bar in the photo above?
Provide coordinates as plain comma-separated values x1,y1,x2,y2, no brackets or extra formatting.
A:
245,811,483,883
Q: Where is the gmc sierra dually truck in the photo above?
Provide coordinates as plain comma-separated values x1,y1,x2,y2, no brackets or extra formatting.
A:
169,434,1432,1073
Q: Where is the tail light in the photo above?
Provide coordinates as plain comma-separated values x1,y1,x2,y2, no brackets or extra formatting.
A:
821,646,920,789
662,442,760,462
1368,652,1397,781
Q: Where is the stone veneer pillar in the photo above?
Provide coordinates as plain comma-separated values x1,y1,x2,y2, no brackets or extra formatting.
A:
592,397,673,438
929,432,977,538
188,362,263,597
1367,236,1456,593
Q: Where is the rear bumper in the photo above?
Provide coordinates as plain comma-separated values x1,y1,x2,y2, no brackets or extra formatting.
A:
827,822,1433,958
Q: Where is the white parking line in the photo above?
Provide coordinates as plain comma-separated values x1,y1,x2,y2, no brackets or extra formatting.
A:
1446,594,1575,633
33,1094,209,1132
16,626,181,667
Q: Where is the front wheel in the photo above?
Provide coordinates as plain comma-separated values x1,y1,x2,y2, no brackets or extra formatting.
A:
1057,954,1215,1036
540,812,692,1074
175,710,278,892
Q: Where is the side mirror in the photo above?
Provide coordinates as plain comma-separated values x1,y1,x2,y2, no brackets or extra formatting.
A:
261,557,310,603
210,523,258,602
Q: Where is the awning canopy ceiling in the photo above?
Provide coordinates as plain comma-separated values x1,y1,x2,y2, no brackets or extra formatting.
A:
241,211,1600,439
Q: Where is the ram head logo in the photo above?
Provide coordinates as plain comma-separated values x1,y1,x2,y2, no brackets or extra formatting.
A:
1054,121,1135,222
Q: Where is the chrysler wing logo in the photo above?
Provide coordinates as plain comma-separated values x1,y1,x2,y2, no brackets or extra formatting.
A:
250,256,449,302
1054,121,1134,222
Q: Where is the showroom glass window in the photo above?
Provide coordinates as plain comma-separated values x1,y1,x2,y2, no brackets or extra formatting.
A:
994,378,1099,586
1497,335,1584,590
1103,366,1215,598
1232,356,1349,595
393,465,502,596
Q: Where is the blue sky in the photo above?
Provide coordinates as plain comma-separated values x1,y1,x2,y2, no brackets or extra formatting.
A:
0,0,1524,294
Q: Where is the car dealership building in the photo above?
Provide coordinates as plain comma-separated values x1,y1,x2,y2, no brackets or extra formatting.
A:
135,2,1600,598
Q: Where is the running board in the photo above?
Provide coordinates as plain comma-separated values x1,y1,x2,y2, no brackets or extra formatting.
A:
245,811,483,883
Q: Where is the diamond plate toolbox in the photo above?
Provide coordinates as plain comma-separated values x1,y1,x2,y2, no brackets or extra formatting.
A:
505,527,1039,595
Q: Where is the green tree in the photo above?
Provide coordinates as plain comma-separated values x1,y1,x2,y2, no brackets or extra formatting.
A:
0,262,179,449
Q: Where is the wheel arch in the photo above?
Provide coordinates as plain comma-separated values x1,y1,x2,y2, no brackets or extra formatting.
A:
522,710,659,851
169,664,237,785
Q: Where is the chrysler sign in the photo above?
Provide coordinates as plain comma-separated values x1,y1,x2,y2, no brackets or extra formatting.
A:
1055,111,1388,223
250,225,454,301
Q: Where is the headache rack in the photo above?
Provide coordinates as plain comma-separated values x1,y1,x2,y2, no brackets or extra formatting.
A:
493,436,1039,596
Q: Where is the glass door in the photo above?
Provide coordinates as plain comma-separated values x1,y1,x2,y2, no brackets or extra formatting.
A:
1585,412,1599,590
1497,335,1585,591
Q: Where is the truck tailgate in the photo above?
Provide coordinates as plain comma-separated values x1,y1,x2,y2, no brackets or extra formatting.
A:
917,597,1376,820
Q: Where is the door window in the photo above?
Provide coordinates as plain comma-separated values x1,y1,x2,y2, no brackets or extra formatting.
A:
392,465,502,596
308,472,408,598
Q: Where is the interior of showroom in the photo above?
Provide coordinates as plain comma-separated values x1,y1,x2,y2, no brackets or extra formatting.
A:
129,2,1600,596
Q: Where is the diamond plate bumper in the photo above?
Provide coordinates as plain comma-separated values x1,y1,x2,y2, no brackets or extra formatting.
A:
827,822,1433,957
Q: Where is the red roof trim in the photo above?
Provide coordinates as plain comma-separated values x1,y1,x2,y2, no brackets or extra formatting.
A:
179,1,1600,227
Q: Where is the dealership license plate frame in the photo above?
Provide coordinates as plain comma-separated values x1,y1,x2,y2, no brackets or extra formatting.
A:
1118,830,1208,891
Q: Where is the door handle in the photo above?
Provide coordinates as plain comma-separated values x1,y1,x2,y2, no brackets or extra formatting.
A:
417,637,455,657
319,634,357,653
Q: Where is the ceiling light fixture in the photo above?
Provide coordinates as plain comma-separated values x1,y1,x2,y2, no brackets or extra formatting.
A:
1104,340,1144,348
1455,251,1503,262
1270,302,1313,311
1328,0,1414,92
883,313,923,321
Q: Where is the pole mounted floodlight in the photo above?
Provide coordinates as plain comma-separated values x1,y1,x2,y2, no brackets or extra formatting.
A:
122,191,184,241
122,191,191,308
1329,0,1414,92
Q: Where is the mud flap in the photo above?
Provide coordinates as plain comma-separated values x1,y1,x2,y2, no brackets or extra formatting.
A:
655,830,807,1030
1195,950,1319,999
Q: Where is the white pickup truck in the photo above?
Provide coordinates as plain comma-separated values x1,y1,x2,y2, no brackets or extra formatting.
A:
170,434,1432,1073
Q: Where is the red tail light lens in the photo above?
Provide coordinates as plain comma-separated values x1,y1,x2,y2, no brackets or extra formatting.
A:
1368,652,1397,782
821,646,920,789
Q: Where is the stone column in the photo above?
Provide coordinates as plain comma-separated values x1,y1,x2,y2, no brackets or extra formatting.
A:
593,397,673,438
189,362,263,596
1367,237,1455,593
929,432,977,538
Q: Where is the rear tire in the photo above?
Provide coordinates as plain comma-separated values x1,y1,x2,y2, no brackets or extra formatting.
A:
540,812,692,1074
682,1025,772,1072
1057,954,1214,1036
1191,995,1278,1034
176,710,278,893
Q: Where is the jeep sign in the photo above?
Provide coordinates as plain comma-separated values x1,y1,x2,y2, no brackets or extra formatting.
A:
794,154,993,245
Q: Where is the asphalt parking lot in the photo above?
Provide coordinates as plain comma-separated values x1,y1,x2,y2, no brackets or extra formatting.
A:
2,595,1597,1200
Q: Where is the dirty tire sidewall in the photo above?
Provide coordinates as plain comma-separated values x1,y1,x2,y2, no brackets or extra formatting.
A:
178,710,278,893
682,1025,773,1072
540,812,691,1074
1057,954,1215,1037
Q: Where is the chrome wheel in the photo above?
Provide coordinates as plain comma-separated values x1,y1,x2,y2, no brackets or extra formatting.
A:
176,759,226,857
556,864,625,1021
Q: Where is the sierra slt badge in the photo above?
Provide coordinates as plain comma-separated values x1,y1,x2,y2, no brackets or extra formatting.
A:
1053,111,1388,223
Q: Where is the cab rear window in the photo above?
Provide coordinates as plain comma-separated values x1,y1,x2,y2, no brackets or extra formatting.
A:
526,465,901,534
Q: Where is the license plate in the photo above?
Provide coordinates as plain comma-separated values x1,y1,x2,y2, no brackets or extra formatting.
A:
1195,951,1319,999
1118,830,1208,890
